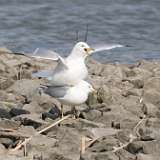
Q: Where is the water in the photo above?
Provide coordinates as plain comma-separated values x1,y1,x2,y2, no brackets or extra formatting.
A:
0,0,160,63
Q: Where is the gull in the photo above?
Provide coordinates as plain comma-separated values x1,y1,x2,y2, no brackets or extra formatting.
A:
43,80,95,117
32,42,94,86
32,42,123,86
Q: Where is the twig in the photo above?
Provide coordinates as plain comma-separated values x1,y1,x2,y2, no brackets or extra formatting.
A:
112,115,147,153
80,136,86,154
133,115,146,137
85,137,99,149
38,114,71,134
112,134,137,153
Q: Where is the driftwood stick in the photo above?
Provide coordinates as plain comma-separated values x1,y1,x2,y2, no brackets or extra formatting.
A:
112,134,137,153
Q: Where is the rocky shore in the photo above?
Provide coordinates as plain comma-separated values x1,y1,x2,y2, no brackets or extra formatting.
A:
0,49,160,160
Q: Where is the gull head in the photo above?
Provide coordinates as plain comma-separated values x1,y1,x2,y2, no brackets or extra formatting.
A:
78,80,96,94
71,42,95,58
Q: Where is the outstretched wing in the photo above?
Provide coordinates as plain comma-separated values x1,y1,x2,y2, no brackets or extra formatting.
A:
94,44,124,52
31,48,60,60
31,48,68,78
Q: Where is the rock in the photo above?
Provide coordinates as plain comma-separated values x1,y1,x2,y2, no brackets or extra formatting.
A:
0,119,20,129
122,88,143,97
27,134,57,158
81,152,119,160
123,77,144,89
142,140,160,155
23,101,43,114
126,141,144,154
80,109,102,121
142,102,160,117
86,92,98,106
101,63,125,81
0,108,11,119
0,77,14,90
87,128,119,139
0,143,6,155
143,88,160,107
42,105,61,120
7,79,41,100
89,136,118,152
9,107,30,117
87,58,104,76
116,130,132,143
13,113,46,128
116,149,136,160
97,85,121,105
144,77,160,92
138,118,160,141
136,153,159,160
0,138,13,148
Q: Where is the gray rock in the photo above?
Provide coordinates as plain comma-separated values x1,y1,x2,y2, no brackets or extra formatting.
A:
89,136,118,152
142,140,160,155
0,108,11,119
0,138,13,148
81,152,119,160
136,153,159,160
7,79,41,100
9,107,30,117
0,119,20,129
142,102,160,118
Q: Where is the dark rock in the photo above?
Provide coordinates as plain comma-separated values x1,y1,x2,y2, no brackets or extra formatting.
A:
0,138,13,148
9,107,30,117
13,114,46,128
0,108,11,119
42,105,61,120
126,141,144,154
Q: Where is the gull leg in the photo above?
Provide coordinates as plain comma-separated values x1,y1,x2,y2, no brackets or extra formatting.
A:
61,104,64,118
71,106,79,119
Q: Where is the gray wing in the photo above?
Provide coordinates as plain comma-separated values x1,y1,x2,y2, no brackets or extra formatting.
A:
32,70,53,78
44,86,69,98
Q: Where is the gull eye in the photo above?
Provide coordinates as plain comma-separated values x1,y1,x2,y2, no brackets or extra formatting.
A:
84,48,87,52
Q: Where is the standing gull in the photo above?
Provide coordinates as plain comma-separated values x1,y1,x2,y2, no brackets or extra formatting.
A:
43,80,95,117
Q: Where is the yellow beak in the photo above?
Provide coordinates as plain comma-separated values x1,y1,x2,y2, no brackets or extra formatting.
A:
92,88,97,95
85,47,95,55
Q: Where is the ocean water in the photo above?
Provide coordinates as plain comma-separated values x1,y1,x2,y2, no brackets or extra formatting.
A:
0,0,160,63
